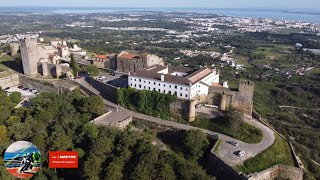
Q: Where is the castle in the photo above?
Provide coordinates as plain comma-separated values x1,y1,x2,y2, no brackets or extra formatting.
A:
116,51,164,73
19,36,76,78
209,79,254,115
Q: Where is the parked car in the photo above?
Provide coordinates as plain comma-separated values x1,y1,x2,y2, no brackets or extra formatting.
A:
212,133,219,139
18,86,24,89
237,150,245,157
4,87,10,91
95,76,105,81
22,88,30,91
228,141,239,146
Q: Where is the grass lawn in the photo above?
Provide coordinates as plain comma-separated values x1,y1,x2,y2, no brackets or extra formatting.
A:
191,117,263,143
213,139,221,154
236,134,295,174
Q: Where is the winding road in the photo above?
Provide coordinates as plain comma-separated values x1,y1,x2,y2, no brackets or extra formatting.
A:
74,78,275,167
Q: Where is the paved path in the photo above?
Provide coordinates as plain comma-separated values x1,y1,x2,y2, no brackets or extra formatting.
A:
74,78,275,167
217,116,275,167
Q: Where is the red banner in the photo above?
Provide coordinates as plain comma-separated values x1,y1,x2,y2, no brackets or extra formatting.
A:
49,151,78,168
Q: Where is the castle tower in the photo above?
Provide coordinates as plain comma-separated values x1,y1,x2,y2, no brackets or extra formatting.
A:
10,43,20,56
219,93,227,111
237,80,255,115
19,36,39,76
188,100,197,122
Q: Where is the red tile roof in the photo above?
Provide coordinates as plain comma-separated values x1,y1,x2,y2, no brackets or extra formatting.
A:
94,55,108,59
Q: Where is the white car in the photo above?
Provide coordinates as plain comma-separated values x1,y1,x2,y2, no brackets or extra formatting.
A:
237,150,245,157
95,76,106,81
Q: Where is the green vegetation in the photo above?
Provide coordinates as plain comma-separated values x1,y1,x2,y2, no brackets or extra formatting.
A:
86,65,99,76
212,139,221,154
0,89,213,179
9,91,21,104
117,88,177,119
191,110,263,143
236,134,295,173
70,54,79,78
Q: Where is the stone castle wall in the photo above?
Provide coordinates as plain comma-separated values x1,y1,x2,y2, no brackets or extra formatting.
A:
116,54,164,73
206,80,254,116
0,73,20,88
117,57,146,73
248,164,303,180
86,77,118,103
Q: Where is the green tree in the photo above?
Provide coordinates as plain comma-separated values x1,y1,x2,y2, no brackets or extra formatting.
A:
5,116,21,126
48,124,73,150
183,130,209,159
224,110,243,130
0,126,8,141
0,106,11,125
104,158,124,180
7,122,32,141
87,65,100,76
70,54,79,78
80,96,105,117
156,163,176,180
83,153,103,179
9,92,21,104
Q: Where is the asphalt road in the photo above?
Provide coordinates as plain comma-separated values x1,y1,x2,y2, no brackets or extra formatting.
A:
74,78,275,167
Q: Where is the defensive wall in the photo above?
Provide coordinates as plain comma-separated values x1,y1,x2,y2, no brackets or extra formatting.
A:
19,75,77,93
0,73,20,88
85,77,119,103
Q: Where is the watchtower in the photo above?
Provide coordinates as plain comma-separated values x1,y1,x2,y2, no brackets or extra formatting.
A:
236,80,255,115
19,36,39,76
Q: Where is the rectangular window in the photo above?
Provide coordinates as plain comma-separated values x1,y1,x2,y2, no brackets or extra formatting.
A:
180,87,182,90
139,79,141,82
139,85,141,88
163,84,166,87
154,82,156,85
130,83,132,86
175,86,177,89
169,85,171,88
185,94,187,98
144,86,146,89
180,93,182,97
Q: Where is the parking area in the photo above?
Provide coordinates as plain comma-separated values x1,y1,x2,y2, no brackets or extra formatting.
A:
2,85,40,98
96,71,128,88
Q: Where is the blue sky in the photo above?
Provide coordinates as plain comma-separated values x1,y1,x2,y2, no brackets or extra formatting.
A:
0,0,319,9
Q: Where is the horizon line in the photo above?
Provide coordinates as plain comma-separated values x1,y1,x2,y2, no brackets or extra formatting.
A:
0,6,318,10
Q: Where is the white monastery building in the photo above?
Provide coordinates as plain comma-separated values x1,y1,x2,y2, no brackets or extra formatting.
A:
128,65,220,100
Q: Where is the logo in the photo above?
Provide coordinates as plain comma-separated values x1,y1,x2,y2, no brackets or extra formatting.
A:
49,151,78,168
4,141,41,178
